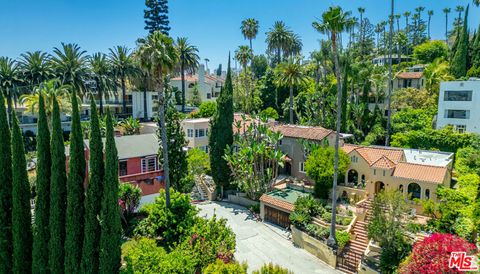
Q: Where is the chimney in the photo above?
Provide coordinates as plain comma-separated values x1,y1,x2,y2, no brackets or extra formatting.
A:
198,64,205,84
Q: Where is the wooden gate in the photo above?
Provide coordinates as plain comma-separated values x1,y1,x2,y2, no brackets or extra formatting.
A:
264,205,290,228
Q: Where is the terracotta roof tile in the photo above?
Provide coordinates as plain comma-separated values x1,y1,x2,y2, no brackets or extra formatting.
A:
171,75,198,81
371,156,396,169
272,124,334,141
396,72,423,79
392,162,448,184
342,144,361,154
260,194,294,212
353,146,404,166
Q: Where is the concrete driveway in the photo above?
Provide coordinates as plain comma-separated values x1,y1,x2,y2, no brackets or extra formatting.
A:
196,202,340,274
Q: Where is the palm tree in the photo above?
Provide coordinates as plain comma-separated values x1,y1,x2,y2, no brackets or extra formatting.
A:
266,21,292,63
136,31,178,207
18,51,53,88
395,14,401,32
285,33,303,57
443,8,451,44
204,58,210,70
0,57,21,120
109,46,138,114
119,116,141,135
274,58,308,124
403,11,411,37
241,18,259,52
175,37,199,112
385,0,395,147
313,5,353,248
89,53,114,115
427,10,434,39
51,43,88,94
358,7,365,56
455,6,465,26
235,45,253,113
370,72,388,106
424,59,454,96
20,79,71,121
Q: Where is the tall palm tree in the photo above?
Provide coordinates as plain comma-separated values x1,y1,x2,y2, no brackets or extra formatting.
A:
274,58,308,124
395,14,401,32
204,58,210,70
235,45,253,113
109,46,138,114
51,43,88,94
18,51,53,88
313,5,353,248
403,11,411,38
0,57,22,120
285,33,303,57
241,18,259,52
266,21,292,63
136,31,178,207
175,37,199,112
427,10,434,39
455,6,465,26
443,8,451,44
358,7,365,56
89,53,114,115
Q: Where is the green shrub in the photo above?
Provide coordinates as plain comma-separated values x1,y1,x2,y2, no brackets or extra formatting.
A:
336,231,351,249
294,196,323,217
289,212,311,229
321,212,332,222
314,226,330,239
259,107,279,120
249,203,260,214
252,263,293,274
338,216,353,226
204,260,248,274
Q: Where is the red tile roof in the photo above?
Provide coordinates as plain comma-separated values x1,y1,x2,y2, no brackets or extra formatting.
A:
272,124,334,141
171,74,225,83
260,194,294,212
371,156,396,169
342,144,361,154
392,162,448,184
396,72,423,79
352,146,404,166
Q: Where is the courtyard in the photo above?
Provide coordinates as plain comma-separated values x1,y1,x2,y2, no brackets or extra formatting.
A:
196,201,340,274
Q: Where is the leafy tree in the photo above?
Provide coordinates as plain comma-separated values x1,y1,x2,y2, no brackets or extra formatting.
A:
274,57,308,124
188,101,216,118
51,43,88,94
109,46,138,114
391,107,433,134
258,69,278,111
0,90,13,274
119,116,141,135
391,88,435,111
424,59,453,96
121,238,195,273
251,55,268,79
119,184,142,218
175,37,200,112
159,107,189,192
204,260,248,274
368,191,412,273
413,40,449,63
450,5,469,78
11,114,32,274
64,91,86,274
304,146,350,199
134,189,198,247
189,83,202,106
32,95,51,274
144,0,171,35
209,57,234,196
48,98,68,274
399,233,477,273
187,148,210,176
224,115,285,200
260,107,279,120
99,109,122,274
456,147,480,176
81,98,104,273
136,31,178,206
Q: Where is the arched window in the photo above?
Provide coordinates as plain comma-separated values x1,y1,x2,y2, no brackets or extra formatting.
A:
425,189,430,200
407,183,421,200
399,185,403,192
347,169,359,186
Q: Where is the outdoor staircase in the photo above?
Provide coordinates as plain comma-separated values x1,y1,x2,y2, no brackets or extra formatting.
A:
336,199,373,274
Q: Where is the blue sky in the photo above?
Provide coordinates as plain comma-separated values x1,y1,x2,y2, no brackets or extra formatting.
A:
1,0,479,70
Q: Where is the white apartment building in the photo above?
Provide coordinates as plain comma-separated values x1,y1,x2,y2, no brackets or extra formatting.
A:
181,118,211,153
437,79,480,134
170,64,225,102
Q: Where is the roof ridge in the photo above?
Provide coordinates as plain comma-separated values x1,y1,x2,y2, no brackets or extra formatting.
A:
397,161,447,169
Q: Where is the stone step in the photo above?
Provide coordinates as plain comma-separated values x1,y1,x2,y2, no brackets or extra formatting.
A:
337,264,356,274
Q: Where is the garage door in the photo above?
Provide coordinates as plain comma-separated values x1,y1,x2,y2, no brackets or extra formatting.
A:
264,205,291,228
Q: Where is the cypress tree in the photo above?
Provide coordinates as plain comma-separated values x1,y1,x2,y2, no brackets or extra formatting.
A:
32,95,51,274
81,98,104,274
48,98,67,274
0,91,13,274
11,114,32,273
209,55,234,196
450,5,469,78
64,91,86,274
471,25,480,68
99,109,121,274
144,0,171,35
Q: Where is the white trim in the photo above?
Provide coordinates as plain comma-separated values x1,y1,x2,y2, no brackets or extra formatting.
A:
299,162,305,173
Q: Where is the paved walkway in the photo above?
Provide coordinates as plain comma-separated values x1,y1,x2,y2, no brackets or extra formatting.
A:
196,202,340,274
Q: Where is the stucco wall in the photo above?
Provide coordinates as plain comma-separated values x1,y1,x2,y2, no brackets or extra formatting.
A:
291,226,337,268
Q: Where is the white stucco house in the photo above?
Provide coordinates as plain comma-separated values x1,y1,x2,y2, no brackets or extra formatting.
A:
170,64,225,102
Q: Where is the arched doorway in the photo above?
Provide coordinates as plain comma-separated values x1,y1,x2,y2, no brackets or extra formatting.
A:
375,181,385,193
408,183,421,200
347,169,359,186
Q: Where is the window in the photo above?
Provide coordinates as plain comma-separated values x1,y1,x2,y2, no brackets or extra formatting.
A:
299,162,305,173
444,90,473,101
455,125,467,133
119,160,128,176
351,156,359,163
200,146,209,153
187,129,194,137
207,93,211,99
407,183,421,200
445,109,470,119
195,129,205,138
373,169,376,175
141,157,157,172
425,189,430,200
383,170,386,176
